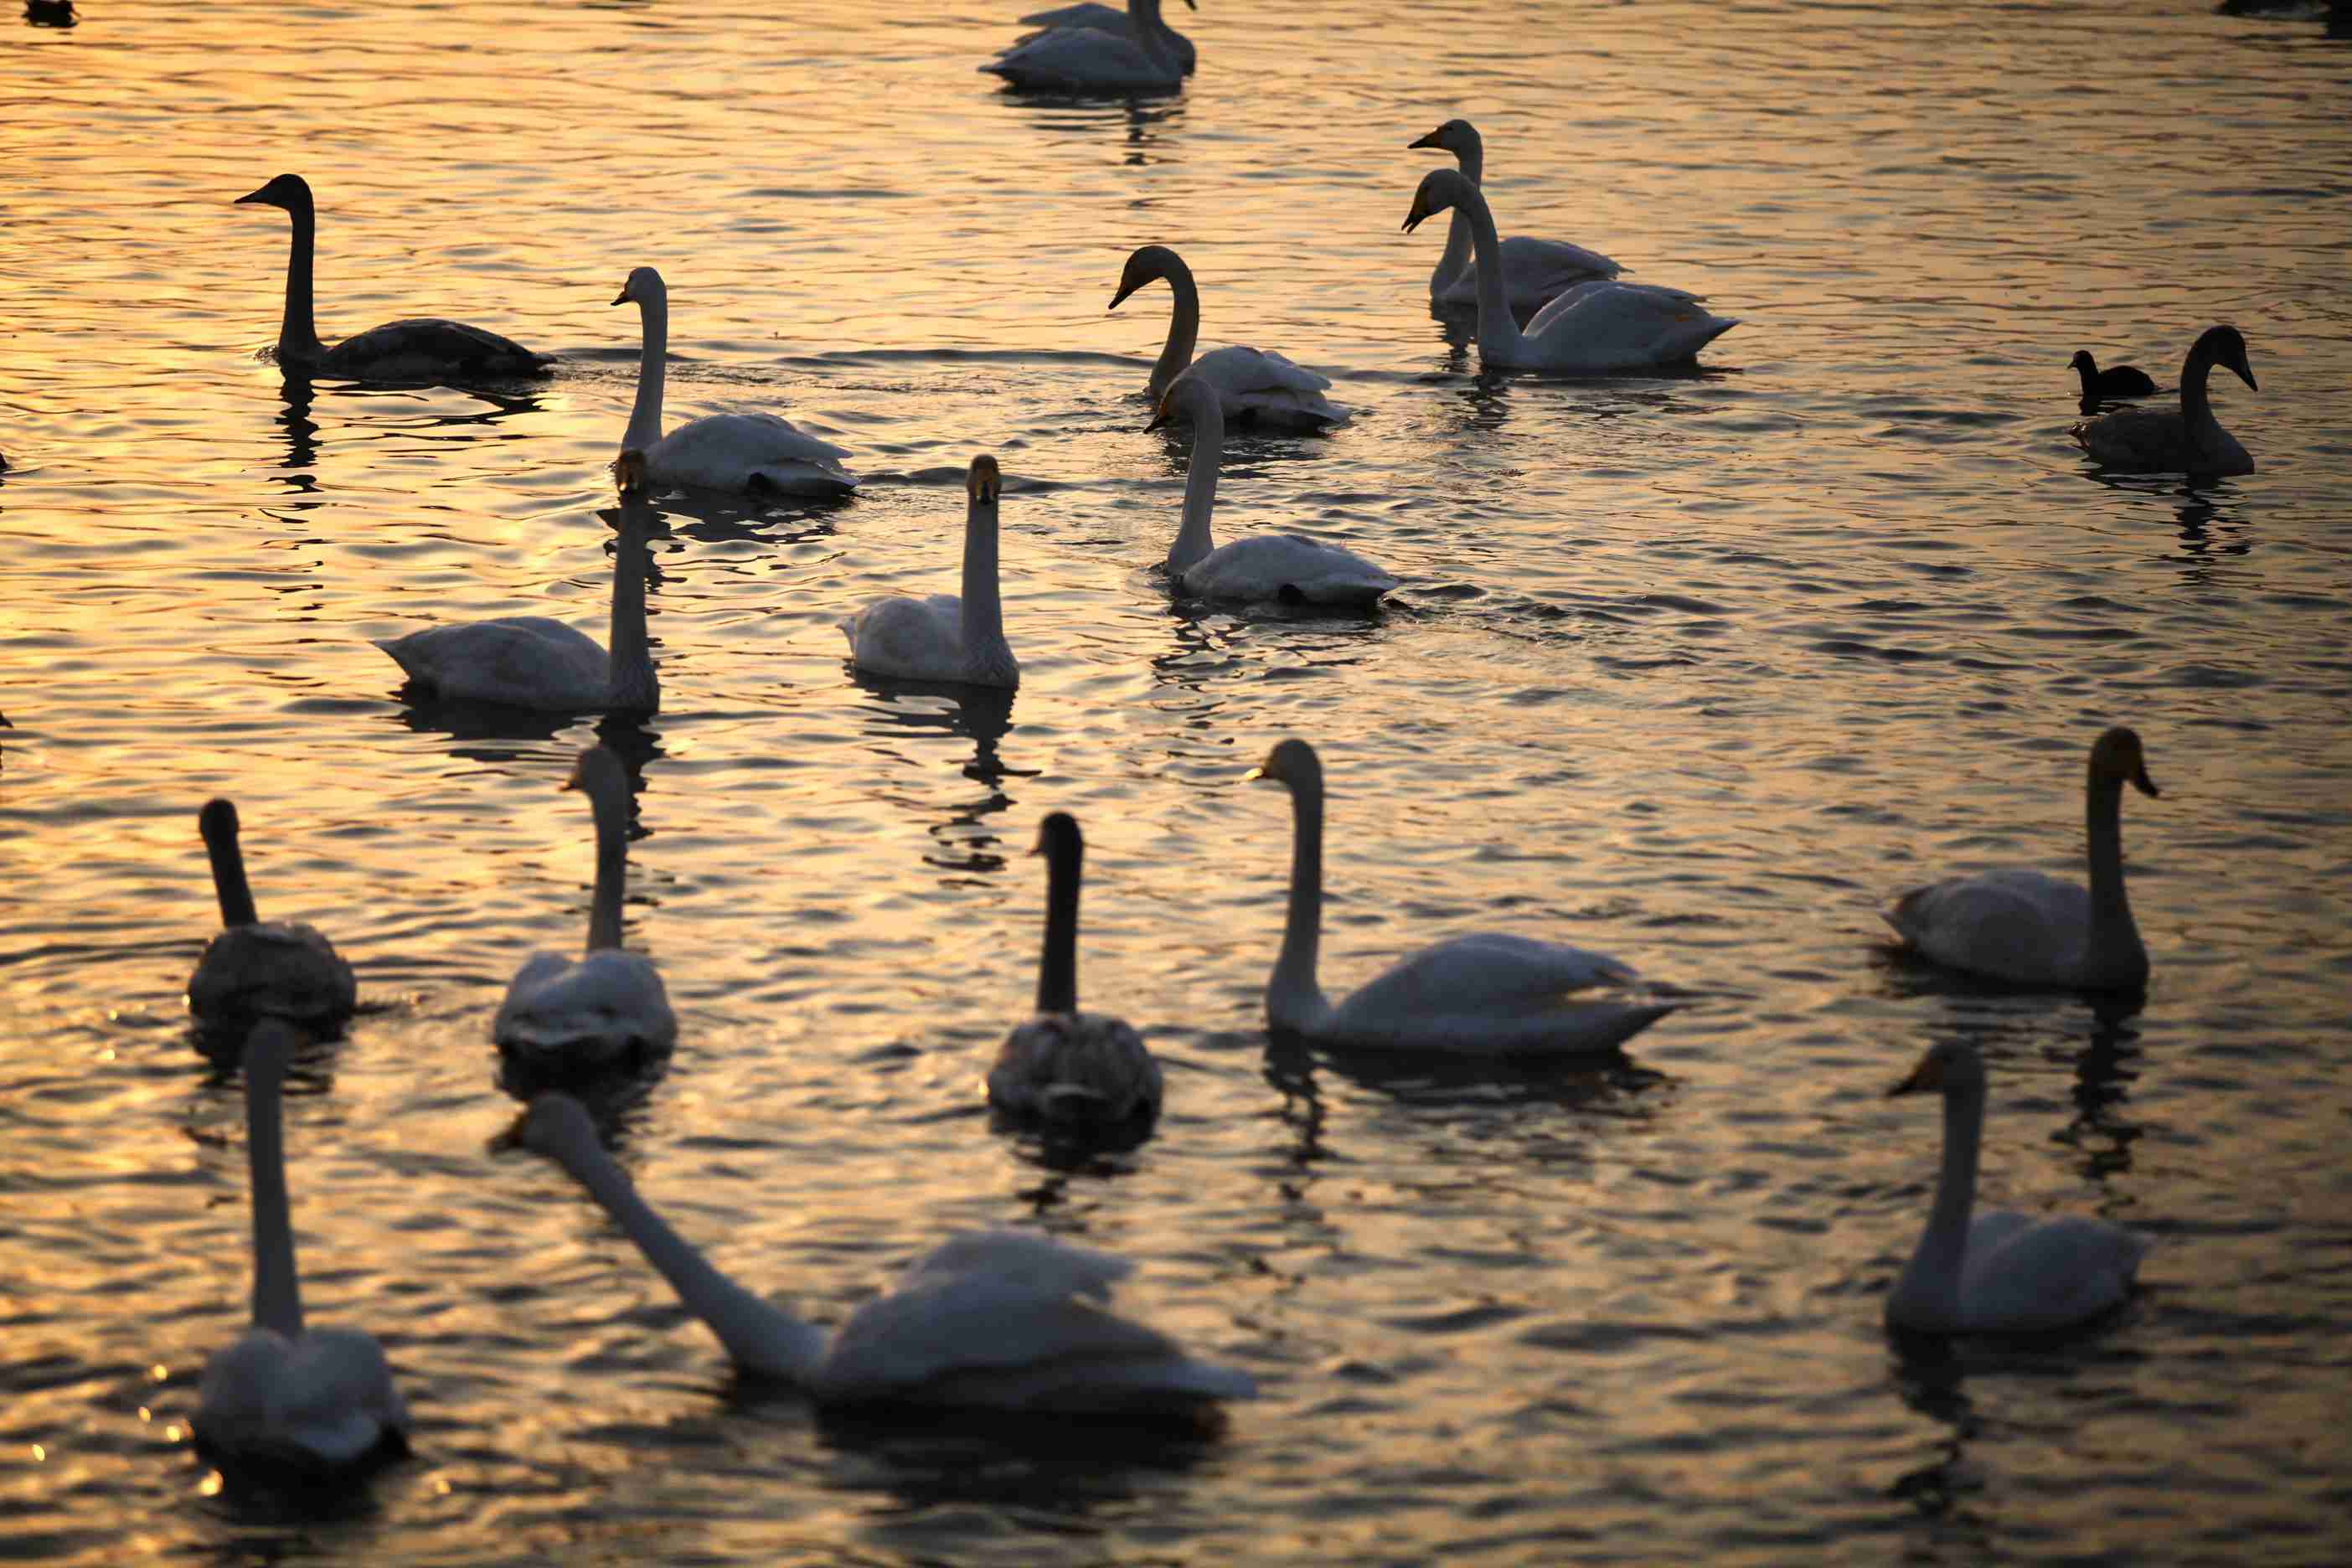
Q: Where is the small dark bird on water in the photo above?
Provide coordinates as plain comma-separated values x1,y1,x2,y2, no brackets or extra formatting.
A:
2069,349,2159,401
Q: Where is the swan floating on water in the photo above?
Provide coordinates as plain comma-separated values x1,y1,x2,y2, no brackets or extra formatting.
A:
984,0,1189,93
493,746,678,1075
1406,120,1621,313
2067,349,2158,402
1885,726,2159,991
374,451,662,712
1246,738,1677,1053
188,799,357,1032
1013,0,1195,74
840,455,1020,688
988,812,1164,1128
195,1019,409,1469
2072,325,2257,475
1885,1040,2152,1334
1147,372,1396,608
235,173,548,383
1110,245,1349,430
508,1092,1256,1414
1403,170,1737,373
614,266,859,498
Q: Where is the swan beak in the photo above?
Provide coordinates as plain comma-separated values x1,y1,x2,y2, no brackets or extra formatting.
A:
2132,762,2159,800
2232,358,2257,393
1887,1052,1942,1097
610,287,630,307
1408,130,1442,150
234,185,273,206
1402,197,1431,234
1108,281,1139,311
1145,404,1173,432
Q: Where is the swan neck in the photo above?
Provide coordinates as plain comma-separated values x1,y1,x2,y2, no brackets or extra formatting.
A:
624,295,668,453
245,1045,305,1337
205,825,260,929
1037,837,1081,1014
959,493,1008,668
2085,770,2133,926
1457,183,1522,356
585,773,630,955
2179,346,2218,435
1431,144,1483,295
1914,1084,1983,1306
1151,260,1201,395
1167,398,1223,573
1271,776,1327,1023
277,197,327,364
606,505,659,713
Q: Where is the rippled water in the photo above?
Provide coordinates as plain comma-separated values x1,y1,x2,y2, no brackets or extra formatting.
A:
4,0,2350,1560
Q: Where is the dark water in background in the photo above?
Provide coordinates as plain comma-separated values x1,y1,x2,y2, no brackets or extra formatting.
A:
2,0,2349,1560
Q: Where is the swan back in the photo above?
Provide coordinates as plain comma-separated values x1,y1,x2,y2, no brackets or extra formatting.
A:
188,800,356,1029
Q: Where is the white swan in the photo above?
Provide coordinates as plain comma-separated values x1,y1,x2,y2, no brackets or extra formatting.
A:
613,266,859,498
188,799,357,1031
1109,245,1349,430
374,452,662,712
1403,170,1738,373
2073,325,2257,475
988,812,1164,1127
1885,1040,2152,1333
839,455,1019,688
1146,373,1396,608
494,746,677,1073
1014,0,1195,73
983,0,1188,93
1406,120,1622,313
235,173,548,382
195,1019,409,1468
1885,726,2159,991
508,1092,1256,1413
1246,739,1677,1054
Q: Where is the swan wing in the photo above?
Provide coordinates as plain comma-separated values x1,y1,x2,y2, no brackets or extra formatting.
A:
649,413,859,496
1959,1211,2151,1332
839,593,967,681
1524,277,1705,337
189,921,356,1026
2071,407,2190,470
493,948,676,1065
1181,534,1397,608
1520,282,1737,371
989,1013,1164,1123
982,26,1180,91
322,317,548,381
374,616,608,709
1437,235,1623,312
1012,4,1197,69
1885,869,2091,985
1323,933,1672,1055
1187,345,1349,430
899,1230,1133,1300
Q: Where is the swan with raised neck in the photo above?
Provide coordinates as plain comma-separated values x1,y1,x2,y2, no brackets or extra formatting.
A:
188,799,358,1030
1406,119,1622,311
1108,245,1350,428
838,455,1019,688
2073,326,2257,475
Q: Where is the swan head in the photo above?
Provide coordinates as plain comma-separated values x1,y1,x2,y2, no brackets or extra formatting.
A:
2090,726,2159,799
967,453,1001,507
565,745,629,802
2067,350,2097,374
1243,737,1323,794
1108,245,1184,311
499,1091,601,1160
1407,118,1479,159
614,449,649,495
1402,169,1473,234
235,173,312,212
1144,369,1218,431
200,797,242,850
1034,810,1081,864
1888,1039,1986,1100
2192,325,2257,392
612,266,667,309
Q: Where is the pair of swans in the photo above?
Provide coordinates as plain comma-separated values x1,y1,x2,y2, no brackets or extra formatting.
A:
508,1093,1252,1414
1110,245,1350,431
1885,726,2159,992
196,1019,408,1468
1246,739,1677,1054
1408,120,1623,314
188,799,356,1032
984,0,1194,94
1403,170,1739,374
237,173,547,383
840,456,1020,688
375,451,663,712
2073,326,2257,476
493,746,678,1073
1885,1040,2152,1333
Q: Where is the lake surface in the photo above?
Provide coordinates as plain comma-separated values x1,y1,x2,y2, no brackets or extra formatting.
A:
3,0,2349,1561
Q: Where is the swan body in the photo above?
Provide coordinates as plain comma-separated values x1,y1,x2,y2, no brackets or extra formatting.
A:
494,747,677,1073
989,813,1163,1127
1408,119,1622,312
1885,1040,2151,1334
1885,726,2159,991
1014,0,1195,73
1148,374,1396,607
196,1020,408,1468
512,1093,1255,1413
840,455,1020,688
1246,739,1675,1054
188,799,356,1030
613,266,859,498
2068,349,2158,401
235,173,548,382
1403,170,1736,372
2073,325,2257,475
374,452,660,712
1110,245,1349,429
984,0,1189,92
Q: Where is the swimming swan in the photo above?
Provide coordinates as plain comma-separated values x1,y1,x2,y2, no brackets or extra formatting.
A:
493,746,677,1074
374,451,661,712
1403,170,1738,373
614,266,859,498
235,173,548,382
1109,245,1349,430
188,799,357,1031
1406,120,1622,313
508,1092,1256,1413
988,812,1164,1127
1885,726,2159,991
2067,349,2158,402
1885,1040,2151,1334
983,0,1189,92
195,1019,409,1468
1014,0,1195,73
839,455,1019,688
1246,738,1676,1053
1146,373,1396,608
2072,325,2257,475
